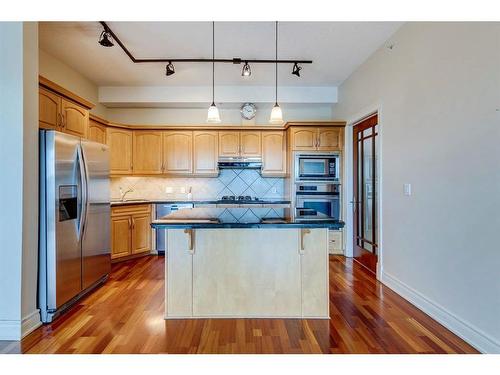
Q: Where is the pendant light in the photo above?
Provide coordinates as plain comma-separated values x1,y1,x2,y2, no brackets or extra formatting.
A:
270,21,283,124
207,21,221,123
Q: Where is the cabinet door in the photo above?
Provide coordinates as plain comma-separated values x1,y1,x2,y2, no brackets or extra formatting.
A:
290,127,317,151
318,127,343,151
261,131,286,176
133,131,163,174
39,88,61,130
107,128,133,175
193,131,219,175
88,119,107,144
163,131,193,174
218,131,240,157
240,131,262,157
61,98,88,138
111,216,131,259
131,214,151,255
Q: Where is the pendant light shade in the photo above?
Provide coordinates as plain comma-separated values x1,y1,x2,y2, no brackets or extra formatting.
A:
270,103,283,124
207,22,221,123
269,21,283,124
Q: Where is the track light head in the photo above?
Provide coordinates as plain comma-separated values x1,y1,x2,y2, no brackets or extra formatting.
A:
166,61,175,76
241,62,251,77
98,29,114,47
292,62,302,77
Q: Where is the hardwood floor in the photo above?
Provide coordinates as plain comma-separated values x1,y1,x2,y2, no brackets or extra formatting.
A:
2,255,478,354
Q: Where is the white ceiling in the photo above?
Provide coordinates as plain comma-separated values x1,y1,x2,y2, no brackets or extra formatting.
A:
39,22,402,88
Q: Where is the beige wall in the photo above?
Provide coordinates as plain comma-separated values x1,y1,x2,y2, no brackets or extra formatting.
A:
334,22,500,353
39,49,108,117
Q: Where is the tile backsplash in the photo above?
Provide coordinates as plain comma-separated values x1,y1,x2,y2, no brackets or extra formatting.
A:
110,169,286,201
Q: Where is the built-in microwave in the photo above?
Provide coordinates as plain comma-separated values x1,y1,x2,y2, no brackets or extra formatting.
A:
295,153,340,182
295,183,340,221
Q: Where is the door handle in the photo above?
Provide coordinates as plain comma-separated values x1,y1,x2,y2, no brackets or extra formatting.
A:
299,228,311,254
184,229,194,254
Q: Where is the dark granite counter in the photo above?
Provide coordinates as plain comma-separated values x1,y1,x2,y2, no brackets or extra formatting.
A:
151,219,344,230
111,199,291,207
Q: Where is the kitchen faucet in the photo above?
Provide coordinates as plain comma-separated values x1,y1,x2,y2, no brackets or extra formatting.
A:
119,187,134,201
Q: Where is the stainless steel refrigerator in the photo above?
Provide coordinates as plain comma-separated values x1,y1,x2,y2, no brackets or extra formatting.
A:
39,130,110,323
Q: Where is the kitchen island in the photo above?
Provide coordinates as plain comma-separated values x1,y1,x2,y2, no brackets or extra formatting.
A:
152,219,344,319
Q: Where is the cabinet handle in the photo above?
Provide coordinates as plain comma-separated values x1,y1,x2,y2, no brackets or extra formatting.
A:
128,218,132,228
131,218,135,229
57,113,62,128
61,114,66,128
184,229,194,254
299,228,311,254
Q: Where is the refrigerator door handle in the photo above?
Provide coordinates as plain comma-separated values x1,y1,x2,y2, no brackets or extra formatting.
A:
80,144,90,241
77,146,88,241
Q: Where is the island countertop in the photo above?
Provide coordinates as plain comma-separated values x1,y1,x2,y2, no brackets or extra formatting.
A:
151,219,344,229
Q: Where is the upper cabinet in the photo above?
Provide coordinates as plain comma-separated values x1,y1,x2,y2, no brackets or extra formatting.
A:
88,119,107,144
193,131,219,176
163,131,193,175
289,127,343,151
261,131,286,177
107,128,133,175
61,99,88,138
133,131,163,175
219,131,262,158
39,88,61,130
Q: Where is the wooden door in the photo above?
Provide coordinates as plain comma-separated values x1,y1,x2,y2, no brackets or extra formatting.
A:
131,214,151,254
218,131,240,157
162,131,193,174
353,114,379,273
133,131,163,174
111,216,131,259
318,127,343,151
290,127,317,151
193,131,219,175
39,88,61,130
261,131,286,176
88,119,107,144
61,98,88,137
107,128,133,175
240,131,261,157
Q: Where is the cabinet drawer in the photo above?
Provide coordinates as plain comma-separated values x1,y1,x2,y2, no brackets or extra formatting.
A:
111,204,151,217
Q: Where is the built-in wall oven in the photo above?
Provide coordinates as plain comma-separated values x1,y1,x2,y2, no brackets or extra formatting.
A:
295,153,340,182
295,183,340,221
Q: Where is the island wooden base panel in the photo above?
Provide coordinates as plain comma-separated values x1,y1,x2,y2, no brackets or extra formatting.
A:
2,255,477,354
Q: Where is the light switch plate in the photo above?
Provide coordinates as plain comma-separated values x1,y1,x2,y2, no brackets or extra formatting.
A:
404,183,412,196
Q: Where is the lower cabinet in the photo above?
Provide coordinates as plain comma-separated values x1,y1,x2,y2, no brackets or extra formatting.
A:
111,204,152,261
328,230,343,255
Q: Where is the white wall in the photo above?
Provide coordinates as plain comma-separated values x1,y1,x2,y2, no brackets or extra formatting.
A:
333,22,500,353
0,22,40,340
39,49,108,117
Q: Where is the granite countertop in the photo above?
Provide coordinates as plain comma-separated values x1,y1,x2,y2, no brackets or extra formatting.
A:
110,199,291,207
151,219,344,229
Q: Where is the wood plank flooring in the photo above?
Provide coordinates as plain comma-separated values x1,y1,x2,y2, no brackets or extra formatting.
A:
2,255,478,354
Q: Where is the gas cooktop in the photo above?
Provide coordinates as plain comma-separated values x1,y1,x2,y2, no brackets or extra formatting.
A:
220,195,262,202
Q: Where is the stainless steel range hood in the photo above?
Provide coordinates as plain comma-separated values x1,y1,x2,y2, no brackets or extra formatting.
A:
218,157,262,170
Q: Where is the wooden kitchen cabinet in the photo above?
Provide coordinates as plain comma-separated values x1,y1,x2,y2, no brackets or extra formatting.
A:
193,131,219,175
111,204,151,261
290,127,343,151
88,119,107,144
107,128,133,175
219,131,262,158
133,131,163,175
162,131,193,174
261,131,286,176
61,98,88,138
39,88,61,130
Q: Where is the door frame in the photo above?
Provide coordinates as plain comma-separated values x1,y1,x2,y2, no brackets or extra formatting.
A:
343,104,384,280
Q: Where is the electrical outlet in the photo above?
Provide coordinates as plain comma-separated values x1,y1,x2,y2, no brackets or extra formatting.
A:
272,187,278,194
404,183,412,196
165,186,173,194
179,187,186,194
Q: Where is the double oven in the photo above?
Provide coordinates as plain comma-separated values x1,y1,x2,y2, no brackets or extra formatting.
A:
294,153,341,221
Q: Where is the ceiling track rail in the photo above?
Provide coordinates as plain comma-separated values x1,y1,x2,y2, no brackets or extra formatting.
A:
99,21,313,65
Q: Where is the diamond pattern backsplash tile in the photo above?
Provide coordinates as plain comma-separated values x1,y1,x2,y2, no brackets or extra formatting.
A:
111,169,287,222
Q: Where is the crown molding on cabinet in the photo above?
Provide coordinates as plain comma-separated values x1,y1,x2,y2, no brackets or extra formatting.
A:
39,76,95,110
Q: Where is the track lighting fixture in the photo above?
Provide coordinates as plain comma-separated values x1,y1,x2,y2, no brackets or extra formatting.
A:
270,21,283,124
292,62,302,77
165,61,175,76
98,27,114,47
241,62,251,77
207,22,221,123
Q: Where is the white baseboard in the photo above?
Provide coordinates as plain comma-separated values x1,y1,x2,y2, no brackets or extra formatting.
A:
0,320,21,341
381,271,500,354
22,309,41,338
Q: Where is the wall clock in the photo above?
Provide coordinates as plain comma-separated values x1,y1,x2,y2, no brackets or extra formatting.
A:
240,103,257,120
